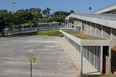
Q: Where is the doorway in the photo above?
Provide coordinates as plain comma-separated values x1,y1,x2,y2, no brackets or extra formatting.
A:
103,46,109,74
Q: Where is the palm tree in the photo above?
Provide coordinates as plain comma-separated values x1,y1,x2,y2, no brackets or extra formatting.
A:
46,8,51,16
42,9,47,16
89,7,92,11
70,10,75,14
42,8,51,17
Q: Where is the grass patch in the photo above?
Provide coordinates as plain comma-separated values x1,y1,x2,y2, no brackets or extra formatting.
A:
18,29,62,36
63,30,104,40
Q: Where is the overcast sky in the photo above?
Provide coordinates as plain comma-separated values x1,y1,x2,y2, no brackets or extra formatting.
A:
0,0,116,13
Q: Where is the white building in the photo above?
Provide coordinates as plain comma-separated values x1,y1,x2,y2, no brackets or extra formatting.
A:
63,4,116,74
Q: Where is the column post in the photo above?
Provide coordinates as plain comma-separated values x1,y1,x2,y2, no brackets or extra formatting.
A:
101,25,103,38
86,22,88,35
67,19,69,28
84,21,86,34
85,21,87,35
100,46,103,74
81,21,83,31
57,22,58,26
80,45,83,75
108,28,112,74
108,46,111,75
94,46,95,67
95,24,96,37
65,20,66,28
110,28,113,40
90,22,91,36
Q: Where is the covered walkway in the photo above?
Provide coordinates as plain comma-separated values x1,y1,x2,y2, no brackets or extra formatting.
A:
61,37,100,75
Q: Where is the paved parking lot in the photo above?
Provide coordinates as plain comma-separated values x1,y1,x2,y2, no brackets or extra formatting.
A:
0,36,79,77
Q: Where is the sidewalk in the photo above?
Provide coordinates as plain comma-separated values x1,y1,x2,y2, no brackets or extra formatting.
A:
60,38,100,75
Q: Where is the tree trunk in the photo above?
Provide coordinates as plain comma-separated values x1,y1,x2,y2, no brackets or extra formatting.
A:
30,61,32,77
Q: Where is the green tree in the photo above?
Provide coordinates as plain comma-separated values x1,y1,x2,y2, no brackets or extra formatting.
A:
42,8,51,16
42,9,47,16
0,11,11,35
89,7,92,11
52,11,70,23
0,8,42,35
70,10,75,13
28,53,37,77
46,8,51,16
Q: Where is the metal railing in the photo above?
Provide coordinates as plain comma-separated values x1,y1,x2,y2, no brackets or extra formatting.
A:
0,26,64,36
39,25,64,31
0,27,37,36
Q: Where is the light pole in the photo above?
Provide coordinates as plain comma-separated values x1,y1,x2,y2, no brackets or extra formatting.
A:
12,1,16,13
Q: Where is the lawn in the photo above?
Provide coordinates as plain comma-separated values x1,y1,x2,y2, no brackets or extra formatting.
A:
18,29,62,36
62,30,104,40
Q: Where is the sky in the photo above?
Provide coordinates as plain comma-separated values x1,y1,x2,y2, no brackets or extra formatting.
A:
0,0,116,14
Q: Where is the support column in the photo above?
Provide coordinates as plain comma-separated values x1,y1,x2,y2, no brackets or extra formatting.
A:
94,46,96,67
57,22,58,26
88,22,91,35
95,24,96,37
108,46,111,74
86,22,89,35
51,23,52,27
52,22,54,27
90,22,91,36
67,19,69,28
65,20,66,28
110,28,113,40
89,46,90,62
87,22,89,35
108,28,112,74
81,21,83,31
101,25,103,38
49,23,50,27
80,46,83,75
100,46,103,74
84,21,86,35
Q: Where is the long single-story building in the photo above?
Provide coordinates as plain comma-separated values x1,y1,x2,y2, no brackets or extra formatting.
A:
62,4,116,74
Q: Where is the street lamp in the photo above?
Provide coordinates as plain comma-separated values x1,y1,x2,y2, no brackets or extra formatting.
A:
12,1,16,12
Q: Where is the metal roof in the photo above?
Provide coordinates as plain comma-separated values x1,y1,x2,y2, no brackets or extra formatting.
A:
93,3,116,14
66,13,116,21
66,13,116,29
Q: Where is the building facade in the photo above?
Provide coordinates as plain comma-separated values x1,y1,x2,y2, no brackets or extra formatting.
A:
64,4,116,74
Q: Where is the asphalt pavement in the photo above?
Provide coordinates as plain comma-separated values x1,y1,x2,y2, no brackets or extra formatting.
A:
0,36,80,77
